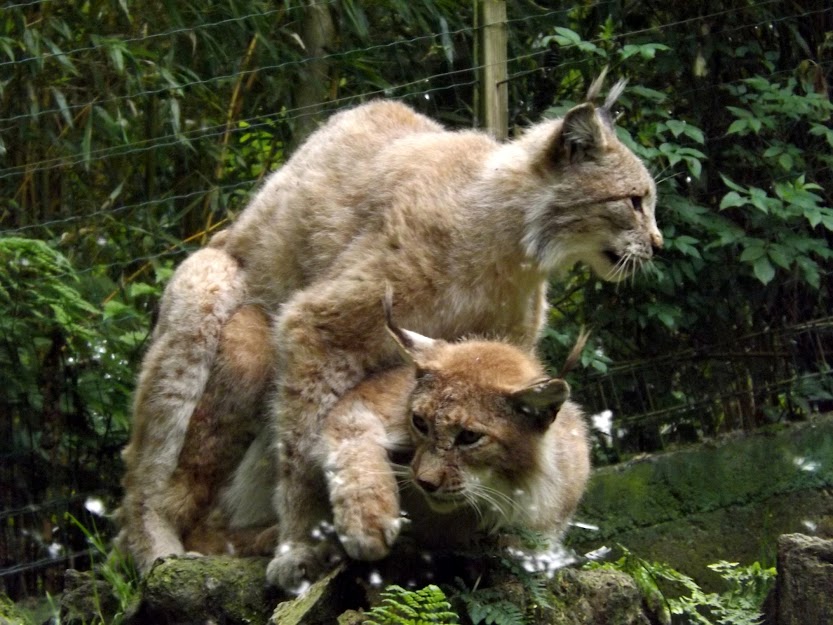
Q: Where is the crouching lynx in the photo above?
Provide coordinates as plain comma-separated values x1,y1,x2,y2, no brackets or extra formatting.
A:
265,304,591,592
216,74,660,588
314,302,591,579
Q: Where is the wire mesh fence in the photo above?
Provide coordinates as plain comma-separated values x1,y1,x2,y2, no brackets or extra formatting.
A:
1,0,831,603
573,317,833,464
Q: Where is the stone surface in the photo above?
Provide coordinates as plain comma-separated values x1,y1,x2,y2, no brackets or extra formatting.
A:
269,565,365,625
59,568,122,625
127,555,282,625
540,568,651,625
570,415,833,588
768,533,833,625
53,549,655,625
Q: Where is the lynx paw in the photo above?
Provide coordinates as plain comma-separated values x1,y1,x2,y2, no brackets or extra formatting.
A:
337,513,403,561
265,542,341,593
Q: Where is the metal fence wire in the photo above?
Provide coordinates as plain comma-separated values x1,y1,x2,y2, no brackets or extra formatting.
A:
574,317,833,463
3,317,830,597
1,0,831,604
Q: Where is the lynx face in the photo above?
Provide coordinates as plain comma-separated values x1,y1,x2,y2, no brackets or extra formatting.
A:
391,329,571,522
517,99,663,282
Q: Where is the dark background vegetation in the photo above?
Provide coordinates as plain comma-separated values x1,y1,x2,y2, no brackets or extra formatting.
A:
1,0,831,601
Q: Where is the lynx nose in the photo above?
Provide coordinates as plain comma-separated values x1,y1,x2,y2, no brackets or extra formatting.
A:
415,477,440,493
650,229,664,252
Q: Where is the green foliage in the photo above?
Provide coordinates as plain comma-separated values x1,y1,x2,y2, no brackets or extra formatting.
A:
516,10,833,455
67,513,140,625
0,235,155,598
587,546,776,625
672,562,777,625
451,530,555,625
457,587,526,625
364,584,460,625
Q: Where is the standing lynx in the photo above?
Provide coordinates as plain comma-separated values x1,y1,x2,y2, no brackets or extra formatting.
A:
215,75,661,589
114,74,659,584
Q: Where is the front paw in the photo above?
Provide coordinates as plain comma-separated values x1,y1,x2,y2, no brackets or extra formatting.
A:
337,511,403,561
265,542,340,593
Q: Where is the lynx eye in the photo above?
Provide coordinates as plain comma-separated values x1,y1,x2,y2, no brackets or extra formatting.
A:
411,413,429,435
630,196,643,213
455,429,484,447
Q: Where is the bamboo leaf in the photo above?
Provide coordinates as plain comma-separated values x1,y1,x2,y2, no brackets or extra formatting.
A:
50,88,74,129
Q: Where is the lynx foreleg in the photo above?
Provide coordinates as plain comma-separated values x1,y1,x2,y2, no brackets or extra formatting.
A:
323,397,402,561
265,280,397,589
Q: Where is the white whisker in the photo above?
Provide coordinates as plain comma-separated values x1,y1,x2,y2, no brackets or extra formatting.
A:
465,481,525,522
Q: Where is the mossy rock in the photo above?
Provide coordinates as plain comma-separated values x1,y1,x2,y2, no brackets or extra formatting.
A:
270,565,366,625
0,593,31,625
127,555,282,625
59,568,123,625
539,568,650,625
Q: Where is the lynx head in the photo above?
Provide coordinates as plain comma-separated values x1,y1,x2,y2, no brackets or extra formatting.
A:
386,314,571,519
511,69,663,281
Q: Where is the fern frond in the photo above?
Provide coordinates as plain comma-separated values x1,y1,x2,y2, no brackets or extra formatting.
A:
364,584,460,625
459,588,528,625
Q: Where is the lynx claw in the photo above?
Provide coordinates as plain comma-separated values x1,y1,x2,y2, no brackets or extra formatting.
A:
339,515,402,561
266,542,341,593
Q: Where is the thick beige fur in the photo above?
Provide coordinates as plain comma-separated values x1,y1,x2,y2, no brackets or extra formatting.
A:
117,80,659,586
217,92,658,587
250,313,590,591
115,234,278,572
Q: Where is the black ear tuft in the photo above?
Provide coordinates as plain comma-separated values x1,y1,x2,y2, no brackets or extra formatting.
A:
508,377,570,429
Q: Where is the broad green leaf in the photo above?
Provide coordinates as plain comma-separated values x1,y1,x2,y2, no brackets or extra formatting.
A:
804,207,821,228
768,247,792,269
753,257,775,284
726,106,752,119
553,27,581,45
686,157,702,179
796,257,820,289
719,191,745,210
103,300,133,320
629,85,667,102
740,244,766,262
683,125,705,144
720,175,747,193
727,119,747,134
666,120,686,137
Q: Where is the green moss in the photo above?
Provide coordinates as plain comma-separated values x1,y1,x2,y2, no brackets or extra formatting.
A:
578,415,833,542
0,593,33,625
139,556,279,624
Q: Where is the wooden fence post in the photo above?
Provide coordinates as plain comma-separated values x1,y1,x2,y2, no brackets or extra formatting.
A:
478,0,508,140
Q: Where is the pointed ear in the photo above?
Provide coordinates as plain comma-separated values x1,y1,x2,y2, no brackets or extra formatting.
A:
384,285,438,366
550,103,607,165
387,324,438,365
508,377,570,429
